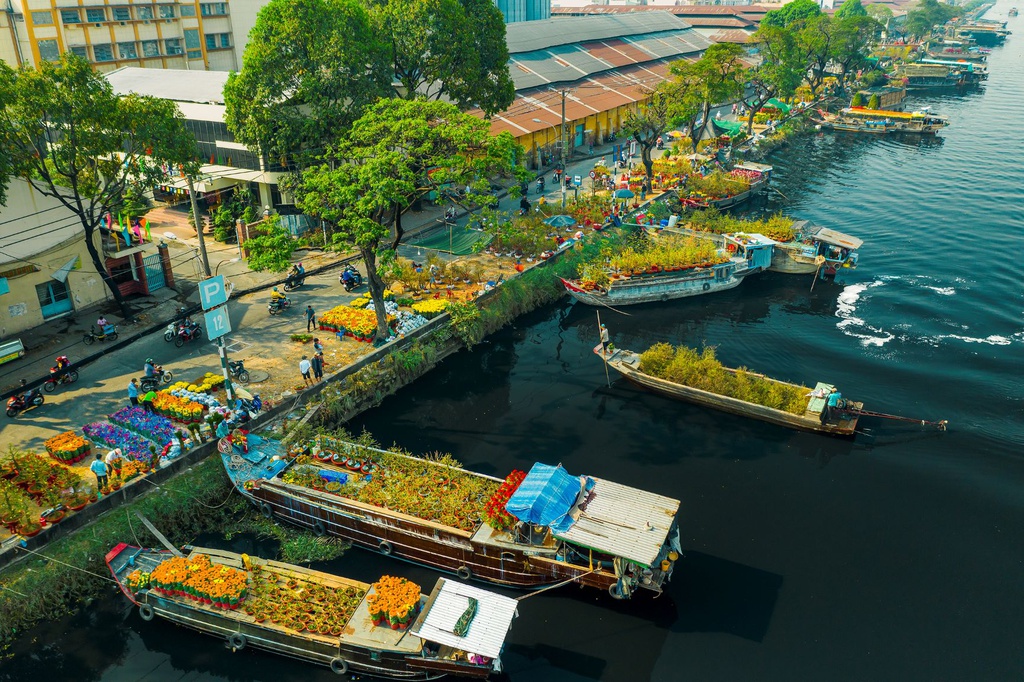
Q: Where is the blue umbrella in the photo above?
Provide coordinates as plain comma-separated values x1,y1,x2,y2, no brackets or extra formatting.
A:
613,188,635,199
543,215,577,228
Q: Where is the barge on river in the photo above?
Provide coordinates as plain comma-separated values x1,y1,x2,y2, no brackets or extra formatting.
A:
221,437,682,600
680,162,773,210
819,108,950,135
769,221,862,276
597,346,862,437
107,543,518,679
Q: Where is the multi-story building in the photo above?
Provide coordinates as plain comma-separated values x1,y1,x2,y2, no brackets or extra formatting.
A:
0,0,238,71
494,0,550,23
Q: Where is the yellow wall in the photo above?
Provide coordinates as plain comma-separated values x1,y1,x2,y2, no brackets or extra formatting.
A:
518,100,643,168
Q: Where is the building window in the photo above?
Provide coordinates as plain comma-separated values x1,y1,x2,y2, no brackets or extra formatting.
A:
184,29,202,58
136,6,153,20
86,8,106,23
205,33,230,50
60,9,81,24
220,34,230,48
165,38,182,55
159,5,175,19
37,39,60,62
32,11,53,25
93,44,114,62
70,46,89,59
119,42,138,59
180,4,196,16
200,3,227,16
112,7,131,21
141,40,160,57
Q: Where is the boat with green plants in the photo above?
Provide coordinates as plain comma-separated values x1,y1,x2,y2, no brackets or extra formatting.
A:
559,230,774,306
107,543,518,679
596,343,863,437
818,107,950,135
677,162,773,210
219,433,681,600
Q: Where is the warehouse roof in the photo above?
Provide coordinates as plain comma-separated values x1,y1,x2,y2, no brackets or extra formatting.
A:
506,11,691,53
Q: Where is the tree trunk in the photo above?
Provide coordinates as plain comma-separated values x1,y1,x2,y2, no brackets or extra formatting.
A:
360,245,389,340
83,223,134,320
641,143,654,183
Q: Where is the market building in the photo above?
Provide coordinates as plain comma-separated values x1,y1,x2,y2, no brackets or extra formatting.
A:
469,11,713,169
551,4,769,44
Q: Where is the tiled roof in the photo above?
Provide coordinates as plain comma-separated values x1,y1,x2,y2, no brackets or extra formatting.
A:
702,29,757,45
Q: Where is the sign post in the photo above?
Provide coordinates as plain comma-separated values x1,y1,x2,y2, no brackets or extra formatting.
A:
199,275,233,402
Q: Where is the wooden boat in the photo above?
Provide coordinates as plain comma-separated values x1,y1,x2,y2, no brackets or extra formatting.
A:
1009,8,1018,17
919,58,987,82
768,221,862,276
680,162,773,210
895,63,969,89
819,107,950,135
220,437,682,600
597,346,862,438
107,543,519,679
955,22,1010,46
560,231,775,306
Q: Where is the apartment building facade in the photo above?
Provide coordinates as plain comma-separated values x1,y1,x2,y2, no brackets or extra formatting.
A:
0,0,238,71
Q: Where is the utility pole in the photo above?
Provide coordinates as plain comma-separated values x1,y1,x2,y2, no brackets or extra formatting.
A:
186,174,234,403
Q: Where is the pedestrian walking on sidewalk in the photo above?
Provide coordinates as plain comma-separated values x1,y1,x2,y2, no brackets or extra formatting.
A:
311,352,324,382
299,356,313,386
305,305,316,332
127,378,139,406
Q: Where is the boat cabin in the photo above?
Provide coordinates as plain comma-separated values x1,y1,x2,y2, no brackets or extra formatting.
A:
722,232,776,273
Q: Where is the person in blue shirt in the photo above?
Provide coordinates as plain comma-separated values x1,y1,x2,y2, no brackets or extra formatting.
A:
127,378,139,406
89,453,109,489
821,387,842,425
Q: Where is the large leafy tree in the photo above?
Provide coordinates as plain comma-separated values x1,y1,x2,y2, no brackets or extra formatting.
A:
622,85,673,183
373,0,514,115
831,16,881,92
798,14,837,97
223,0,390,165
296,99,526,338
669,44,746,153
0,55,199,318
761,0,822,29
744,26,804,133
834,0,868,20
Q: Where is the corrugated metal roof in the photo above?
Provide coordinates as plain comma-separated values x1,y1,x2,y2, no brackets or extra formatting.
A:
506,12,692,53
412,578,518,659
104,67,229,104
556,477,680,567
698,29,756,45
553,5,769,19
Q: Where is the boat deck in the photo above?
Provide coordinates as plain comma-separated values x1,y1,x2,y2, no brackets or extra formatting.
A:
343,586,424,653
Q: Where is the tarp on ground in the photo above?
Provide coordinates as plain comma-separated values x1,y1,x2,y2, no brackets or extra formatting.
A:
404,226,492,256
505,462,582,534
765,98,792,113
710,118,744,137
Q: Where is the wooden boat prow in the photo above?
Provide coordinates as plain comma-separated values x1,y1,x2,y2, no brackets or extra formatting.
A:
598,346,862,438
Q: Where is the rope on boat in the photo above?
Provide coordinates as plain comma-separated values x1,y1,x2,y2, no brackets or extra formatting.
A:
850,409,948,430
514,569,598,601
13,544,120,584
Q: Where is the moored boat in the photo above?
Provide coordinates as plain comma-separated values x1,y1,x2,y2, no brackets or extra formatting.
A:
1010,8,1018,17
680,162,773,210
919,58,988,81
107,543,519,679
220,436,682,600
596,345,863,437
819,107,950,135
769,221,862,276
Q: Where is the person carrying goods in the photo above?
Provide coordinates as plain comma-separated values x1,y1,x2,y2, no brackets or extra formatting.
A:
285,264,300,288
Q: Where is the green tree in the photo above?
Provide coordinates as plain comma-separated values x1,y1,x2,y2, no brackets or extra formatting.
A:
866,4,893,23
669,43,746,153
797,14,837,97
0,55,200,318
245,216,294,272
831,16,881,92
867,93,881,109
296,99,527,338
224,0,390,165
835,0,868,20
851,92,865,107
622,85,672,183
761,0,822,28
744,26,805,133
375,0,514,116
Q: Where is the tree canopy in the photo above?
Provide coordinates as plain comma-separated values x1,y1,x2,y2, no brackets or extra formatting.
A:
622,85,672,182
903,0,961,38
668,43,746,152
0,55,199,317
835,0,868,20
744,25,804,132
831,15,881,90
761,0,822,28
295,99,526,337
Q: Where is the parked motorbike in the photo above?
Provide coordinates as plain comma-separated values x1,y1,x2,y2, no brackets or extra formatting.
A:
268,297,291,315
83,324,118,345
174,323,203,347
140,367,173,392
228,359,250,383
43,368,80,393
7,390,44,418
340,265,363,292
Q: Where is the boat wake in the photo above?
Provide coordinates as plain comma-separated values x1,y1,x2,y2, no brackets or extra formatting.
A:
835,282,894,347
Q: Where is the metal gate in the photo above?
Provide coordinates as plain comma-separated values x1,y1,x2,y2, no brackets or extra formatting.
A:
143,254,166,292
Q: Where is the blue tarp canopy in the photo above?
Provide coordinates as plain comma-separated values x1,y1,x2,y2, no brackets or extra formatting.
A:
505,463,582,534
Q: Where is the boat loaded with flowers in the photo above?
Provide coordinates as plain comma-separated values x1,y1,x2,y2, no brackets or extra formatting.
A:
107,544,519,679
561,230,775,306
680,162,773,210
220,434,681,599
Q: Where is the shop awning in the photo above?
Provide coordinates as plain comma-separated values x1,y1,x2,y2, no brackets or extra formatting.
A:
505,463,585,533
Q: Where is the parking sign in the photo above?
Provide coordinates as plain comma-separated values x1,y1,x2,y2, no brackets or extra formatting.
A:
199,275,228,311
204,307,232,340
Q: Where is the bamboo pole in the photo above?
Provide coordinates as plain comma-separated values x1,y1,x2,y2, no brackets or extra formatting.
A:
596,311,611,388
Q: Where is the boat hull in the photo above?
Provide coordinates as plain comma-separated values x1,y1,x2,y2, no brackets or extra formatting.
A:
685,177,768,210
561,268,745,306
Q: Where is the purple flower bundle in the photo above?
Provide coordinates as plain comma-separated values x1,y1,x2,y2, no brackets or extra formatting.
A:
109,407,176,446
82,422,154,462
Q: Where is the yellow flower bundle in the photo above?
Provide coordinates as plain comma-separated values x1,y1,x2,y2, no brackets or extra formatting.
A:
319,305,386,339
152,392,205,422
411,299,449,318
120,458,149,480
366,575,421,629
43,431,91,463
150,553,249,608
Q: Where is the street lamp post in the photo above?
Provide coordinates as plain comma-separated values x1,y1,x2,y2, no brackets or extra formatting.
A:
533,116,566,208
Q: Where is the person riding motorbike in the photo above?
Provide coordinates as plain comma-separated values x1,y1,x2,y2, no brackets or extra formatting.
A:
51,355,71,377
340,268,356,288
270,287,289,310
96,316,108,335
144,358,157,379
285,264,301,288
15,379,38,406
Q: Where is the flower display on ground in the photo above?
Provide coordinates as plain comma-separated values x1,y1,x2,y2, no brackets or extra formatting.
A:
43,431,91,464
394,311,430,335
411,299,450,319
82,423,153,461
487,469,528,531
318,305,388,340
169,388,220,408
120,459,149,480
109,407,176,445
149,553,248,608
151,392,205,423
366,575,421,630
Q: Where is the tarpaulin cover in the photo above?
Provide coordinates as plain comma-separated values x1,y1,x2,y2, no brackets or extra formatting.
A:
505,463,581,534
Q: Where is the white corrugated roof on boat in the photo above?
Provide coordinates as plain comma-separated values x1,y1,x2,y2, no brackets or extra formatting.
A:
412,579,518,659
555,478,679,567
814,228,863,250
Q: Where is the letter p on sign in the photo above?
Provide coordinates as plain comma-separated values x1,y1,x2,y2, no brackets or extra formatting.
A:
200,275,228,310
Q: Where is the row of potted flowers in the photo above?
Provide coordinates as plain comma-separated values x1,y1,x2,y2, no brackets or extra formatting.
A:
109,407,177,446
43,431,92,464
365,575,421,630
82,422,154,462
484,469,528,532
318,305,385,341
144,553,249,609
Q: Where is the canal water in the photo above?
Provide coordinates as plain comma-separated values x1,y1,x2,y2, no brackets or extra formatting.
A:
6,11,1023,682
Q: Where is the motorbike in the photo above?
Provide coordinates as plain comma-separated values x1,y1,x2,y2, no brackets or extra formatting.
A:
536,178,545,193
340,265,363,292
140,367,173,392
268,297,291,315
43,368,80,393
163,321,178,342
174,323,203,347
84,324,118,345
283,274,306,292
7,390,44,418
228,359,250,383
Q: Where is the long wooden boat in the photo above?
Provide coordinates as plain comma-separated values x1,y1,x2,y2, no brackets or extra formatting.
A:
597,346,862,438
769,221,862,276
919,58,988,81
220,437,682,600
559,231,775,306
819,107,950,135
107,543,518,679
954,22,1010,47
680,162,773,211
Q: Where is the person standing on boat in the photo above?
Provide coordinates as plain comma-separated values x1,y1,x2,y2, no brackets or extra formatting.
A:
600,324,610,355
821,387,843,425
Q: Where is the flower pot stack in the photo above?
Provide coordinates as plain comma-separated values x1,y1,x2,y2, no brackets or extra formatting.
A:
366,575,421,631
43,431,92,464
148,553,248,610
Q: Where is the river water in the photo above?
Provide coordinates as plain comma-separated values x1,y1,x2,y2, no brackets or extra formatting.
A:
6,9,1023,682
